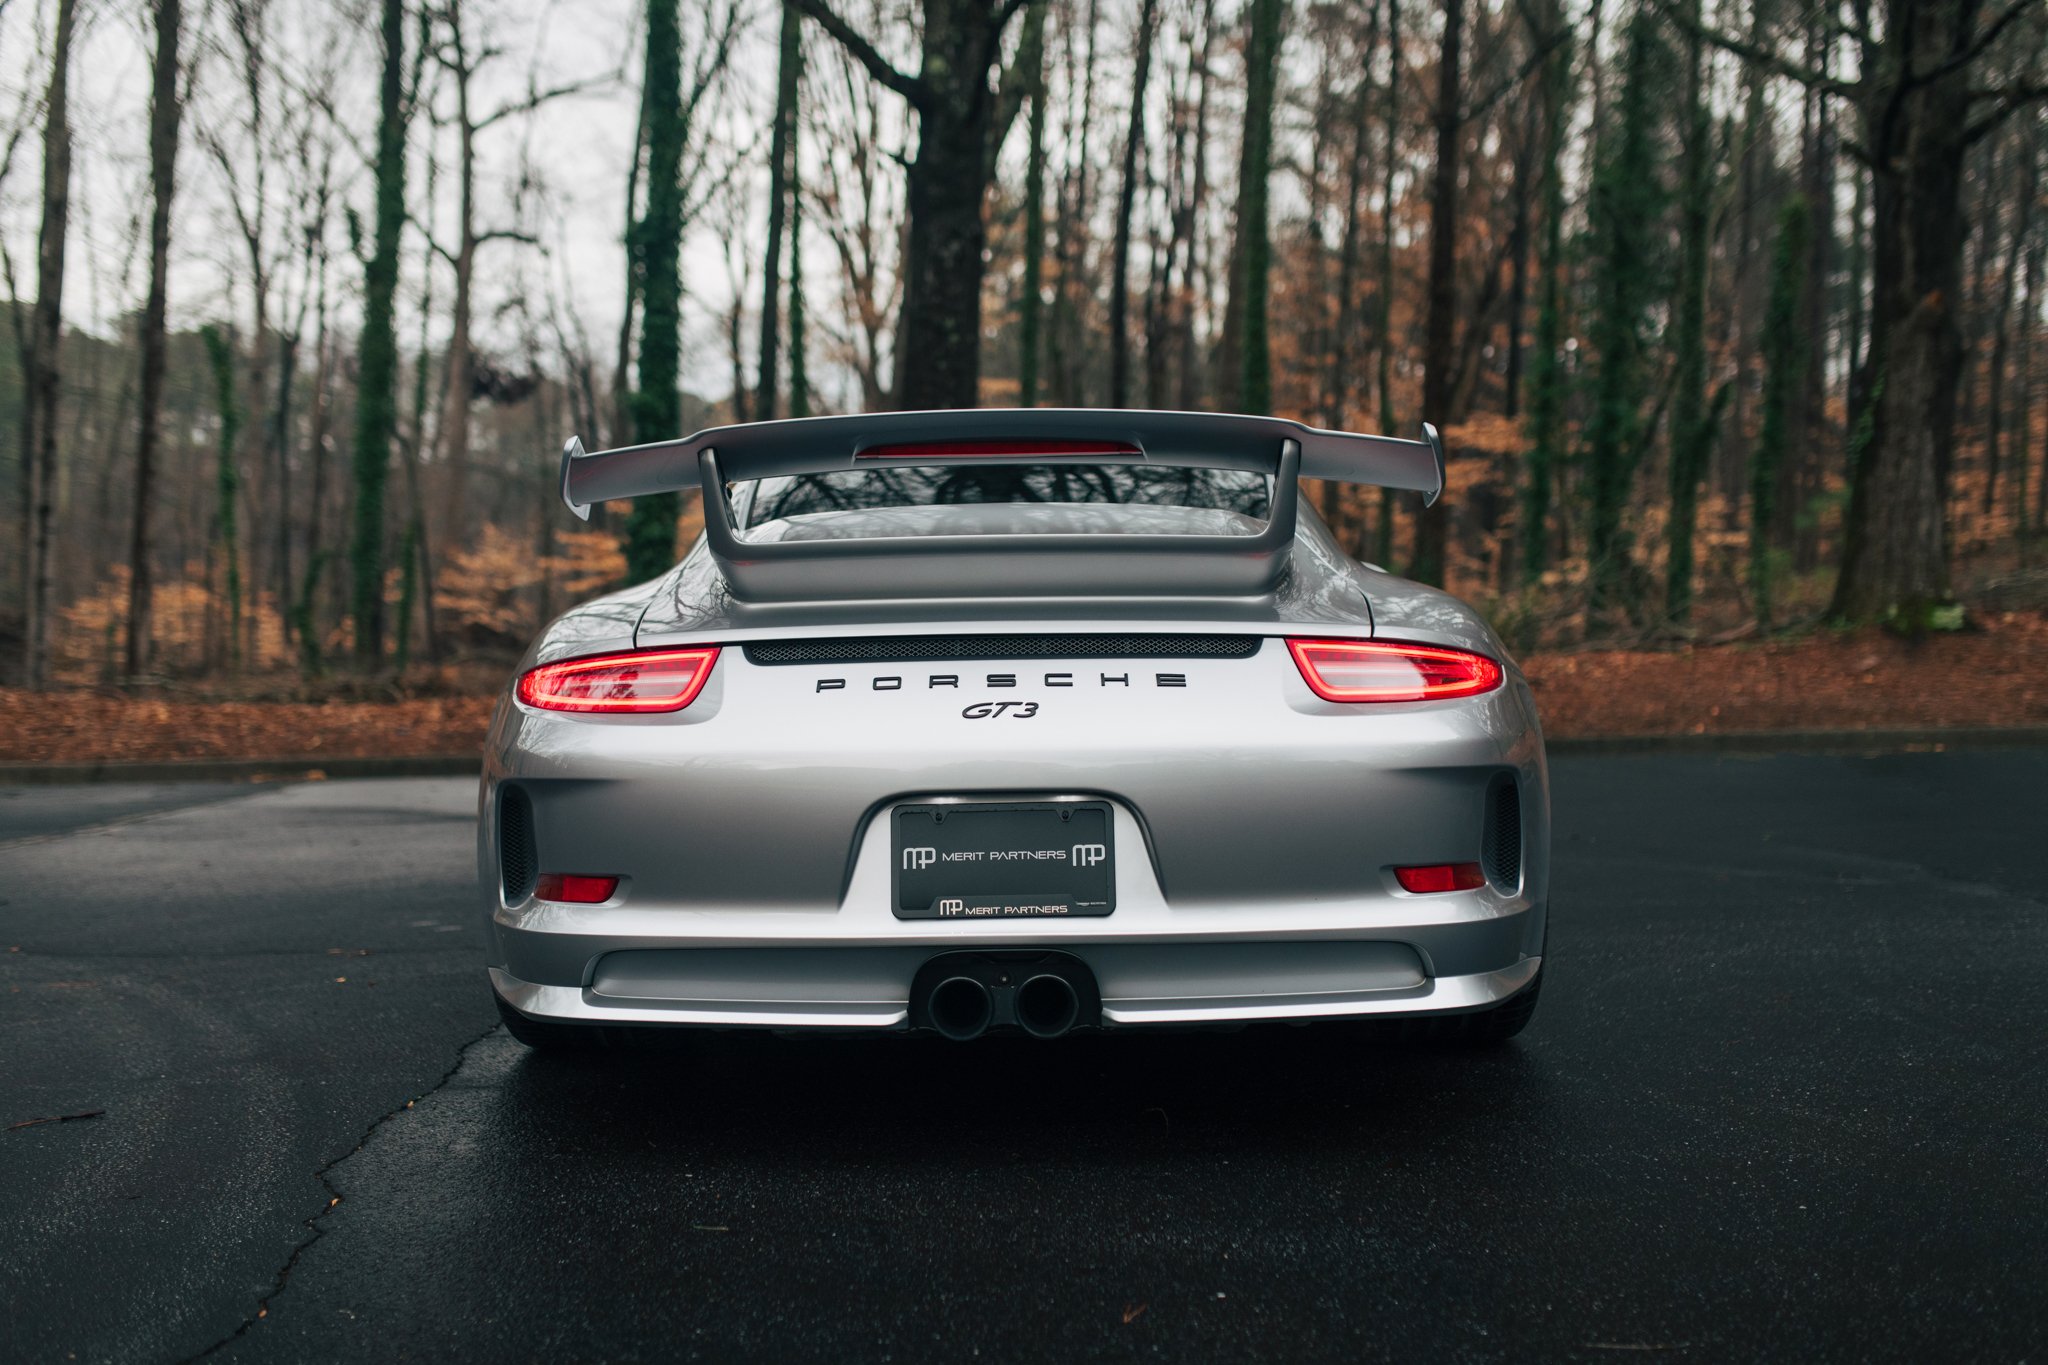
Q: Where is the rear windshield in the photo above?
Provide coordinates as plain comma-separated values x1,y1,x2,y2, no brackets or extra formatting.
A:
739,464,1271,529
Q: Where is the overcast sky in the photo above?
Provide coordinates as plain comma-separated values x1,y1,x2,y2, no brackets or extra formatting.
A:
0,0,807,402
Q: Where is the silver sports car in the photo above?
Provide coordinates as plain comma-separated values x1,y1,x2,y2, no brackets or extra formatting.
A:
480,409,1548,1047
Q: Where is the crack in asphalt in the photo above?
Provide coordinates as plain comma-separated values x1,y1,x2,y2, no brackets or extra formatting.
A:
182,1020,504,1362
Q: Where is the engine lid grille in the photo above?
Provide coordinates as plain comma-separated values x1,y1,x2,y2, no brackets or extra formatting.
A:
743,634,1264,667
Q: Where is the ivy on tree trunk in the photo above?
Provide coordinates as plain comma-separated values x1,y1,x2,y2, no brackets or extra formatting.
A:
350,0,406,666
1753,196,1810,630
624,0,686,582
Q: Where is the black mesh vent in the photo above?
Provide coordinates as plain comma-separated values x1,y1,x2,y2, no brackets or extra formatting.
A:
1483,776,1522,891
743,633,1263,666
498,785,537,902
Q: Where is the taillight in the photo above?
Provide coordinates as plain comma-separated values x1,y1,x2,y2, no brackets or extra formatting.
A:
516,646,720,713
1287,639,1503,702
536,873,619,903
1394,863,1486,893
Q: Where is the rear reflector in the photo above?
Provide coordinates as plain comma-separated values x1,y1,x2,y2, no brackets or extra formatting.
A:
1394,863,1486,894
854,438,1142,461
1287,639,1503,702
517,646,719,713
536,873,619,903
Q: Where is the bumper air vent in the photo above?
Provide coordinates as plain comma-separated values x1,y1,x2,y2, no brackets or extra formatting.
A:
743,633,1263,666
1482,775,1523,892
498,784,538,902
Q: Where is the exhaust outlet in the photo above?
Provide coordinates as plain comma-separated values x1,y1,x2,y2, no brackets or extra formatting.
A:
910,951,1101,1038
1015,973,1081,1039
926,975,995,1042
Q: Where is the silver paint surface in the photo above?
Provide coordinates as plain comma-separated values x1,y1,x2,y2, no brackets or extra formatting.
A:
483,499,1549,1030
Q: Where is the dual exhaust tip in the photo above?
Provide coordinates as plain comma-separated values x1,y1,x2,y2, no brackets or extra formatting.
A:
912,953,1099,1041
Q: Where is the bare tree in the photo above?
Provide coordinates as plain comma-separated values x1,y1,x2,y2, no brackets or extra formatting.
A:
21,0,76,690
430,0,612,530
757,0,804,419
1106,0,1158,407
794,0,1043,408
1408,0,1461,587
811,8,904,410
125,0,186,678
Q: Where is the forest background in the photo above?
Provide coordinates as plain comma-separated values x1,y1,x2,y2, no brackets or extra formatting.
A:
3,0,2046,759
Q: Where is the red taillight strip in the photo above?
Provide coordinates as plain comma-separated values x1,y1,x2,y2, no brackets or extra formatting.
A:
516,646,721,714
1286,638,1503,703
854,438,1143,461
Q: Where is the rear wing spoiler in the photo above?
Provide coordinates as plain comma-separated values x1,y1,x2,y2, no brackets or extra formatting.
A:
559,408,1446,601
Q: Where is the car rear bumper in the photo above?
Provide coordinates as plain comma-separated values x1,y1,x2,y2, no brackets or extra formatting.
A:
481,631,1550,1034
487,902,1544,1031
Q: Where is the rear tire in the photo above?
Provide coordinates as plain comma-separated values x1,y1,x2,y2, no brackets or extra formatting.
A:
494,991,603,1050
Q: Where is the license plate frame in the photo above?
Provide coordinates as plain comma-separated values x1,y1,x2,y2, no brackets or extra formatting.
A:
891,800,1116,920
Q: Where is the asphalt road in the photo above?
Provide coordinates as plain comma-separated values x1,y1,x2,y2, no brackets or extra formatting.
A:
2,753,2043,1363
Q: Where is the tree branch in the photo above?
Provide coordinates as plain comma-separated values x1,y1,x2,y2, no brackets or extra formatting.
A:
1965,82,2048,143
986,0,1046,169
1913,0,2042,92
1460,25,1569,125
792,0,928,108
475,72,617,130
1648,0,1862,100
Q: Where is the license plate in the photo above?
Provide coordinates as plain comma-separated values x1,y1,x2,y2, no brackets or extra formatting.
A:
892,801,1115,920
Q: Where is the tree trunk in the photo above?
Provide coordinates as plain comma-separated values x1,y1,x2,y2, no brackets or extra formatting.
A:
1521,6,1570,588
1107,0,1158,408
298,236,333,676
202,327,244,671
1409,0,1460,587
1373,0,1401,565
1055,0,1101,406
1985,134,2031,515
443,38,479,545
1664,1,1712,623
1829,3,1977,629
1583,12,1666,619
2021,173,2042,539
1501,129,1531,421
1717,0,1774,524
1753,198,1810,630
1230,0,1284,413
612,77,650,449
1017,0,1049,406
125,0,182,679
351,0,407,665
788,137,811,419
1323,0,1377,439
22,0,76,690
1174,0,1215,412
757,0,803,420
802,0,1036,410
625,0,686,581
897,120,992,406
1788,31,1833,572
